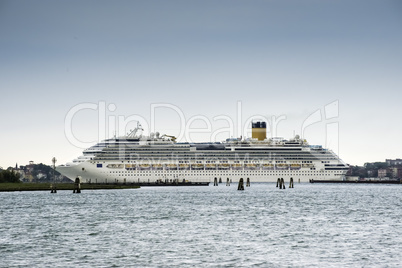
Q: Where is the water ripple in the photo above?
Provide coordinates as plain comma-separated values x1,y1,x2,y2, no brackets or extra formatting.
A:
1,184,402,267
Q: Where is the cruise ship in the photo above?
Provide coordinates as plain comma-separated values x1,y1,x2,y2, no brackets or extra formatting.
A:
57,122,349,183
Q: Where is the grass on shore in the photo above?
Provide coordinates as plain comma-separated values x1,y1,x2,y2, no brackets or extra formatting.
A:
0,183,140,192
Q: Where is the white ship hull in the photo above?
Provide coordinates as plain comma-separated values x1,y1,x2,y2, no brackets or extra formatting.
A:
58,161,346,184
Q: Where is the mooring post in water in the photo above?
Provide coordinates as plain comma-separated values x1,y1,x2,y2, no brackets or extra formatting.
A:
238,178,244,190
298,178,300,183
289,177,294,188
246,177,250,187
276,178,280,188
51,157,57,193
219,177,222,183
73,177,81,193
226,178,230,186
281,178,285,189
214,177,218,186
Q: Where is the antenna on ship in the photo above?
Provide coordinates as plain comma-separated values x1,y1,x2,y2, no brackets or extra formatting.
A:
127,121,144,138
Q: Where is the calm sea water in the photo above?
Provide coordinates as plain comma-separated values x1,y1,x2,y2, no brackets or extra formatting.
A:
1,183,402,267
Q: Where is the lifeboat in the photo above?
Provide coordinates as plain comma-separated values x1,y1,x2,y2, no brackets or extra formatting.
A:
205,164,216,170
275,164,289,169
191,164,204,169
152,164,163,170
262,164,274,170
245,164,257,170
231,164,243,170
139,164,151,170
179,164,190,170
125,164,136,170
218,163,230,169
290,164,301,170
302,164,314,168
165,164,178,170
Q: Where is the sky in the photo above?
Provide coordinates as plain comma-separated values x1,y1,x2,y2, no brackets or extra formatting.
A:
1,0,401,168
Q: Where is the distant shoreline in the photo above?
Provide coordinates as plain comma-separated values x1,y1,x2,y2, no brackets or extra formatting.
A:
0,183,140,192
310,179,401,184
0,181,212,192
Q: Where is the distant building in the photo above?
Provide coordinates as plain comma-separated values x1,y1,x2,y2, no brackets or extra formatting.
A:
391,167,402,178
36,172,47,180
378,169,387,178
15,168,26,180
386,159,402,166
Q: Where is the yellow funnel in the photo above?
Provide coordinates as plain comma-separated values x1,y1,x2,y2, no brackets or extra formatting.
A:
252,122,266,141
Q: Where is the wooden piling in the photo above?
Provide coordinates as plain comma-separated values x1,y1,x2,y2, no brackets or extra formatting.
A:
238,178,244,190
214,177,218,186
246,177,250,187
50,184,57,193
219,177,222,183
280,178,285,189
226,178,230,186
276,178,280,188
289,177,294,188
73,177,81,193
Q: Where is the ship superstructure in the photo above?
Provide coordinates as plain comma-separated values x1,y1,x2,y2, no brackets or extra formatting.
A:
57,122,349,183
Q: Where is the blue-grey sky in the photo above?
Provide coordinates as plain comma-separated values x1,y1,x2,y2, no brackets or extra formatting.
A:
1,0,401,168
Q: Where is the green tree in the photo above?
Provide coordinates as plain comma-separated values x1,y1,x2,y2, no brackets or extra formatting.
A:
349,165,368,178
0,170,21,183
364,162,388,170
